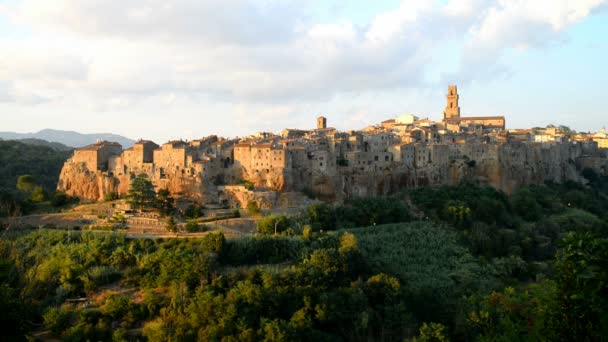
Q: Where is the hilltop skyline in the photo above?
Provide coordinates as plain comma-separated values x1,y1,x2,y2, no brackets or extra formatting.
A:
1,0,607,143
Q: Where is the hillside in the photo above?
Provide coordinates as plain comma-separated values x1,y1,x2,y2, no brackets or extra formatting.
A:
0,129,135,148
10,138,72,151
0,180,606,340
0,140,72,192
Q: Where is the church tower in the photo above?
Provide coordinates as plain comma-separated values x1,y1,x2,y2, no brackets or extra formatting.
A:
443,85,460,121
317,116,327,129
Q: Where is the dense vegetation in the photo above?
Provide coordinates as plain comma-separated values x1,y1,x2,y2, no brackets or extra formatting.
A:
0,170,607,340
0,140,72,216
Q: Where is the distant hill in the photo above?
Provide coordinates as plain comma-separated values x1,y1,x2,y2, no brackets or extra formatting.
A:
12,138,73,151
0,140,72,192
0,129,135,148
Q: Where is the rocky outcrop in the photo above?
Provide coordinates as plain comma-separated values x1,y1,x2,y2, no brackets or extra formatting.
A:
221,186,314,209
58,141,605,206
57,160,213,202
324,142,599,202
57,162,118,201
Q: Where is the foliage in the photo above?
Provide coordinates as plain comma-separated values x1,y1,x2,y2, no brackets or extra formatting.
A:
16,175,36,193
126,174,156,211
183,203,205,219
553,232,608,340
0,140,71,193
256,214,292,235
349,222,493,323
155,188,174,216
165,216,178,233
103,191,118,202
30,186,48,203
1,180,607,341
465,282,559,341
246,200,260,215
51,191,70,207
336,196,411,228
305,203,336,231
417,322,449,342
238,179,255,190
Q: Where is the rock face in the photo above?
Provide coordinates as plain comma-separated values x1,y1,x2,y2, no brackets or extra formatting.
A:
57,140,607,206
312,142,601,202
58,163,118,201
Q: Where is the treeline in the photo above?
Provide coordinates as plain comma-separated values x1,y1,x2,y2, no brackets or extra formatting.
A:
0,170,607,340
0,140,72,216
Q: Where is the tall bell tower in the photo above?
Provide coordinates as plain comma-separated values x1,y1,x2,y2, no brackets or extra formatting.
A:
443,85,460,121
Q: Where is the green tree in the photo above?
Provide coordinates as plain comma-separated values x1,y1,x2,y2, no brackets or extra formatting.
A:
417,322,449,342
246,200,260,215
185,219,203,233
51,191,69,207
554,232,608,340
104,191,118,202
126,174,156,211
16,174,36,193
30,186,48,203
156,188,174,216
511,188,542,221
166,216,178,233
256,214,290,235
306,203,336,231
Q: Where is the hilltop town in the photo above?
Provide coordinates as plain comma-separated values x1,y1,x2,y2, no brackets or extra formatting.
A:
57,85,608,209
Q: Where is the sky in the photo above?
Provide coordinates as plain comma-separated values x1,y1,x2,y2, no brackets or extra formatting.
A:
0,0,607,143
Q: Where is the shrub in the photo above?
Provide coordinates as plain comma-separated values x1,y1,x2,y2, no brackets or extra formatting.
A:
51,191,69,207
256,214,291,235
246,201,260,215
185,219,207,233
104,192,118,202
43,306,73,335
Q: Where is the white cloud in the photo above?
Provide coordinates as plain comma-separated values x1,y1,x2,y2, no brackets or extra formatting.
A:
0,81,49,104
0,0,605,139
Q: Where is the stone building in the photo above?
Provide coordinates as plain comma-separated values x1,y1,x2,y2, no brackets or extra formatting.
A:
57,84,606,205
72,141,122,171
317,116,327,129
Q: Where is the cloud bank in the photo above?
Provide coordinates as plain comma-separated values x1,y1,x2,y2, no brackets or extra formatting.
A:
0,0,605,140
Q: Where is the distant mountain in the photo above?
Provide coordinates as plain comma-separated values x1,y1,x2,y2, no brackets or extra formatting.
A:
0,129,135,148
13,138,73,151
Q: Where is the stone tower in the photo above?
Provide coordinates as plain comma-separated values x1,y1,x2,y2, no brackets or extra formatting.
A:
443,85,460,121
317,116,327,129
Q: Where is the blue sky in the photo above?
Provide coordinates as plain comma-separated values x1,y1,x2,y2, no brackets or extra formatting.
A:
0,0,607,142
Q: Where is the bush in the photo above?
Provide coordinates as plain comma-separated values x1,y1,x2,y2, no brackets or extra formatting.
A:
246,201,260,215
104,192,118,202
184,204,205,219
238,179,255,190
256,214,291,235
185,220,207,233
51,191,69,207
305,203,336,231
30,186,48,203
43,306,73,335
165,217,178,233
